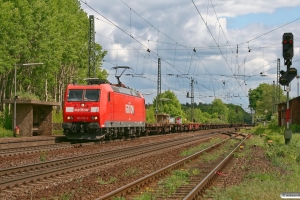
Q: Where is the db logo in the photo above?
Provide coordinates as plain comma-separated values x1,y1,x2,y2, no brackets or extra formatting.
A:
74,108,89,112
125,103,134,114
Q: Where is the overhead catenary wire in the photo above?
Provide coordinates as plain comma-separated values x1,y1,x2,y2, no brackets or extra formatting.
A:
94,0,299,79
80,0,150,52
119,0,227,90
81,1,300,107
237,17,300,45
192,0,248,98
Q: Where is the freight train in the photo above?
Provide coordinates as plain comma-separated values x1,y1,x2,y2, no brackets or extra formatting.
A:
62,75,241,140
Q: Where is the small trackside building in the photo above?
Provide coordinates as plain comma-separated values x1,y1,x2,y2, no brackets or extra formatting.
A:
278,96,300,126
3,99,60,136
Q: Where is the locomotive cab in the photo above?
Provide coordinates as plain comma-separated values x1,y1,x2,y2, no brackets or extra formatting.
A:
62,86,103,139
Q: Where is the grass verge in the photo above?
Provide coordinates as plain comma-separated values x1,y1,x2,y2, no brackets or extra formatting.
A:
134,138,237,200
205,125,300,200
0,127,13,138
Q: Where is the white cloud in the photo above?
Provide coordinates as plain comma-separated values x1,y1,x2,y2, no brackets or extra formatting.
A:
109,43,129,62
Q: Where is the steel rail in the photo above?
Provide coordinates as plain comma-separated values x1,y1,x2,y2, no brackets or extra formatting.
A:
95,137,231,200
0,143,76,157
183,137,247,200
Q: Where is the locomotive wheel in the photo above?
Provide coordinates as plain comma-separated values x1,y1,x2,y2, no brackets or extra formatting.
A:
108,134,112,141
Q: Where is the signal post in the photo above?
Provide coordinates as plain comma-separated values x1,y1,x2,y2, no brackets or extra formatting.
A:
279,33,296,144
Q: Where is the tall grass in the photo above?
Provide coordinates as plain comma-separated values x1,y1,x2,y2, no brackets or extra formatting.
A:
0,109,12,130
53,110,63,123
0,127,14,138
207,124,300,200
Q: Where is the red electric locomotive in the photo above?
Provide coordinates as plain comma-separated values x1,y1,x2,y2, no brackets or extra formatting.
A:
62,78,146,140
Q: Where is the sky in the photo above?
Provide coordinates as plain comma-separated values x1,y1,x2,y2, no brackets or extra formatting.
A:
80,0,300,112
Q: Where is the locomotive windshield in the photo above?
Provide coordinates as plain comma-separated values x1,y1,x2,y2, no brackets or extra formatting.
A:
68,90,83,101
67,89,100,102
84,90,100,101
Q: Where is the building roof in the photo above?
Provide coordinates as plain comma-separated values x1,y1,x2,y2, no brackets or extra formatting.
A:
3,99,60,106
277,96,300,106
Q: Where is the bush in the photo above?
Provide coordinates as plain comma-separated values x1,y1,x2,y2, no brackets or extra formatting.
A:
0,127,13,138
0,109,12,130
53,111,63,123
290,124,300,133
18,92,40,100
0,108,13,138
206,118,226,124
267,115,279,130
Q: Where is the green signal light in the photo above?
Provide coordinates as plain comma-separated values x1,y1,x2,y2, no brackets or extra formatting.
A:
286,35,291,40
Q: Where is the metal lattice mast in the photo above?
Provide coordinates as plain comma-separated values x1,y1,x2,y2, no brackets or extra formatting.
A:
272,81,276,114
88,15,95,78
277,58,280,103
191,78,194,122
158,58,161,95
156,58,161,113
297,76,300,97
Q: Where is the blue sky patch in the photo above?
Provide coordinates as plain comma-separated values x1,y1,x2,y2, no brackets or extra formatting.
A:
227,6,300,29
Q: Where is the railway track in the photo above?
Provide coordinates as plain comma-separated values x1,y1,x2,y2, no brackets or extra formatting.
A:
0,131,222,192
0,127,240,157
95,133,249,200
0,134,162,157
0,136,66,148
0,143,77,157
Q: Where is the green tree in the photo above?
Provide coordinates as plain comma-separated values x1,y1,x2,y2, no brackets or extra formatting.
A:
248,83,285,120
187,108,208,123
146,104,156,123
0,0,107,110
201,112,211,123
156,90,186,117
208,99,229,122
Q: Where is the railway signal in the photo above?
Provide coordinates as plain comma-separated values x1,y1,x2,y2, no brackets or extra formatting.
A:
279,68,297,86
282,32,295,145
280,33,296,86
282,33,293,60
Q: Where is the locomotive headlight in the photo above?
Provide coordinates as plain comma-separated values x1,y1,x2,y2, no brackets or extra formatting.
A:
91,116,98,120
67,116,73,120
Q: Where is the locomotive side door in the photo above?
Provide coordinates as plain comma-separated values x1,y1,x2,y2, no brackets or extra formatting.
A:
108,92,114,123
